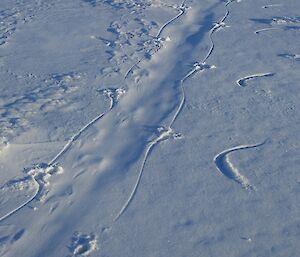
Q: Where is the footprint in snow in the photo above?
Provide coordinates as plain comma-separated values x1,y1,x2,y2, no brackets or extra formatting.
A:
68,232,98,256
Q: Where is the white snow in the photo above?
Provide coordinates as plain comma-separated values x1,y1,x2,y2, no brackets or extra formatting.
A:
0,0,299,256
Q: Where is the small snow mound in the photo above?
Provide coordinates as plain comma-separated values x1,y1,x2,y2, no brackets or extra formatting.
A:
23,163,64,202
99,87,126,101
193,62,215,72
214,21,227,29
157,127,182,141
25,163,64,177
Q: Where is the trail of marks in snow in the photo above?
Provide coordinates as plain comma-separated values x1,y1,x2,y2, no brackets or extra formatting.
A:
214,142,266,190
0,88,125,223
82,0,152,9
124,1,188,80
236,73,274,87
99,17,158,78
114,0,239,221
68,232,98,256
0,0,55,46
0,72,82,141
97,1,186,79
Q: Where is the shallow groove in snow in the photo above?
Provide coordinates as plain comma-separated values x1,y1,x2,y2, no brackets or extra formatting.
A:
236,73,274,87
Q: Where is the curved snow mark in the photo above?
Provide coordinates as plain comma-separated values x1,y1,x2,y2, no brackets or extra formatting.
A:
278,53,300,61
202,0,234,63
169,62,215,127
0,176,39,223
48,88,125,166
262,4,282,9
0,164,63,223
114,127,182,221
236,73,274,87
214,142,266,190
254,27,282,34
155,1,188,39
124,0,188,80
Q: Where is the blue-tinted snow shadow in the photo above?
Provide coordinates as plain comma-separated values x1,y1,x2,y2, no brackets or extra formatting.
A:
186,13,215,47
214,151,236,180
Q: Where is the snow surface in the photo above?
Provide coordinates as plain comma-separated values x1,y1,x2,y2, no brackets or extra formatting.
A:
0,0,300,256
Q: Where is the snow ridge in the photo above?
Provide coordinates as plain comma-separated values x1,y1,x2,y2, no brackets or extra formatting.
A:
115,0,239,221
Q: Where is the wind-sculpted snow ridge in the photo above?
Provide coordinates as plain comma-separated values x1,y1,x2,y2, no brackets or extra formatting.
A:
114,0,238,221
48,88,125,166
214,141,266,190
0,163,63,223
124,0,188,80
236,73,274,87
